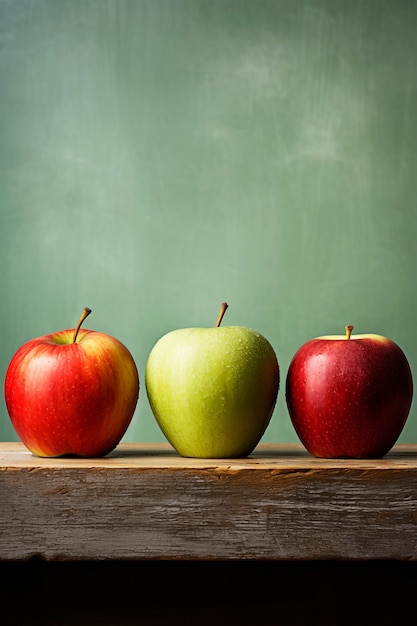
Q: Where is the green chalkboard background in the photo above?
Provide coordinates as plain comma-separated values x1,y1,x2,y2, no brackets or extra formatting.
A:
1,0,416,446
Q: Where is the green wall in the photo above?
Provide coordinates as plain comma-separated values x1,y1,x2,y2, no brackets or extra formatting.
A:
1,0,416,445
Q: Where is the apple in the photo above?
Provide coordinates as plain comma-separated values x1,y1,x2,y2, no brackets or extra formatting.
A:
4,307,139,458
145,303,280,458
285,325,414,459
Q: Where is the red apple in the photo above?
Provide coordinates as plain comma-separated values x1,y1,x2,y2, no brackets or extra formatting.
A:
285,325,413,459
4,307,139,458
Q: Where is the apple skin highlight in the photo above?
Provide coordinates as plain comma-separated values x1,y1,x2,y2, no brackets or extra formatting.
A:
4,326,139,458
285,331,413,459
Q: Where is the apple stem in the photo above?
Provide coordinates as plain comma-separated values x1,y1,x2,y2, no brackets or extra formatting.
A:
345,325,354,340
73,307,92,343
215,302,229,328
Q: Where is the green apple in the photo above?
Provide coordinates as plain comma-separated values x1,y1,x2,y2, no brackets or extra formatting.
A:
145,303,280,458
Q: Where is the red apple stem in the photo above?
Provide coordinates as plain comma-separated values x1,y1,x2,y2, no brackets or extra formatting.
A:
216,302,229,328
73,307,92,343
345,325,354,340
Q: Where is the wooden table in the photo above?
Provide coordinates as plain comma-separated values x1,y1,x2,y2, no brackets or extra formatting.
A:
1,441,416,561
1,442,417,624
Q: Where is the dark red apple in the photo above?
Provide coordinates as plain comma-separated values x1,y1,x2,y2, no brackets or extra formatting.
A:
4,307,139,458
285,325,413,458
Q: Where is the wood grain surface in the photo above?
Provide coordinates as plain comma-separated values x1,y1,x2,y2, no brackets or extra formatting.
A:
1,443,416,561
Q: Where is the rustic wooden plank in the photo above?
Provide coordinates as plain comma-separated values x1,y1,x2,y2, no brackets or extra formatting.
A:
1,443,416,561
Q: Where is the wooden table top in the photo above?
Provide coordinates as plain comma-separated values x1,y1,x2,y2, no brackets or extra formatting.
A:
1,441,416,469
1,442,416,561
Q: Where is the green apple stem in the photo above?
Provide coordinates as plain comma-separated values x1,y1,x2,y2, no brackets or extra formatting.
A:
73,307,92,343
345,325,354,340
215,302,229,328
